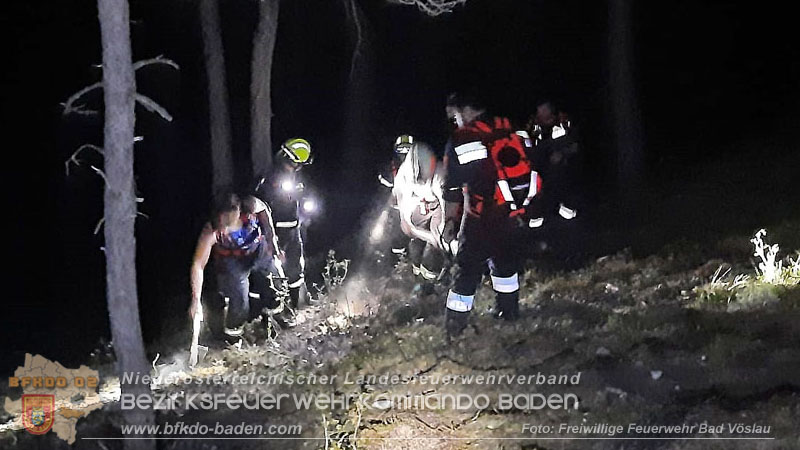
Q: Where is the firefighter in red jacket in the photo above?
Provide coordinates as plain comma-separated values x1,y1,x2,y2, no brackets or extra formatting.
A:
441,93,541,336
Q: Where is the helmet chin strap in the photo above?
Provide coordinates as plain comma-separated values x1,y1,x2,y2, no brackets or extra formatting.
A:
280,146,295,162
411,145,420,181
453,111,465,128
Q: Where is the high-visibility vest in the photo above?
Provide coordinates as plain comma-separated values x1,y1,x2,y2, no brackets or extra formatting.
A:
214,214,263,257
468,117,541,217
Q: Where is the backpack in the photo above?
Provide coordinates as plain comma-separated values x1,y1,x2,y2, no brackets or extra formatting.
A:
469,117,541,218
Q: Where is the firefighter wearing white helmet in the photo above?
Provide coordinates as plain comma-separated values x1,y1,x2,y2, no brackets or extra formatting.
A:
392,141,446,282
373,134,415,263
254,138,315,313
394,134,414,154
377,134,414,190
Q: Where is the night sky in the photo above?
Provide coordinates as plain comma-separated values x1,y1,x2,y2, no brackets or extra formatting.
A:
1,0,798,373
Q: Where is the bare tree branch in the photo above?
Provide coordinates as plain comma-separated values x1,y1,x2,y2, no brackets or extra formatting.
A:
133,55,179,72
62,56,177,117
346,0,363,80
391,0,467,16
135,93,173,122
94,217,106,235
94,206,149,236
90,165,109,185
61,82,103,116
65,144,104,176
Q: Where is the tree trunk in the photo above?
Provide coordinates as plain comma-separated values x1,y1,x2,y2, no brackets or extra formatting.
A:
199,0,234,195
342,0,375,189
250,0,280,177
608,0,644,193
97,0,153,448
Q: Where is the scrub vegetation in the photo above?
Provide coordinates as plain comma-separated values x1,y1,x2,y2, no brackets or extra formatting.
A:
3,149,799,450
15,220,793,449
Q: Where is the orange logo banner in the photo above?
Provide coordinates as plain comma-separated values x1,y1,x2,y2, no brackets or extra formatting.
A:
22,394,55,435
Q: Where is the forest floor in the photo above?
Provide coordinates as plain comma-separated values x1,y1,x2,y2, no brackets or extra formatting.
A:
4,220,798,450
2,140,800,449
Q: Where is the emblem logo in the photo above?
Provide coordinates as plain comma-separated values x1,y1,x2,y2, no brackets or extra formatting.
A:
22,394,55,435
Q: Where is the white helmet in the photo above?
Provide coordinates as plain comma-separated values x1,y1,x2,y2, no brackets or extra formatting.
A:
394,134,414,154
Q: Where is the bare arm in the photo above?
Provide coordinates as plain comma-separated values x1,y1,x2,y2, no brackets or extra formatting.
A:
190,224,216,317
257,209,279,254
253,198,286,278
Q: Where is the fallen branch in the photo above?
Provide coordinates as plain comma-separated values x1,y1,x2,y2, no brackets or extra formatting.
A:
352,394,365,445
322,414,330,450
413,414,448,431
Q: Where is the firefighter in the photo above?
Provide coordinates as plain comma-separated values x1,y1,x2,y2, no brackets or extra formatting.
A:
255,138,314,310
373,135,415,261
189,193,284,339
527,101,584,264
528,101,581,219
441,93,542,336
392,141,446,282
378,135,414,191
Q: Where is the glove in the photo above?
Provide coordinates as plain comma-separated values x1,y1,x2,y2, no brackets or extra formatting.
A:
439,219,459,257
442,219,457,243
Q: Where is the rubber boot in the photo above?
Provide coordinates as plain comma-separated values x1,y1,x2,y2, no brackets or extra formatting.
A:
223,325,244,345
420,281,436,296
494,291,520,321
205,296,226,343
272,308,296,329
445,309,470,337
288,287,300,310
290,280,312,308
408,238,426,278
